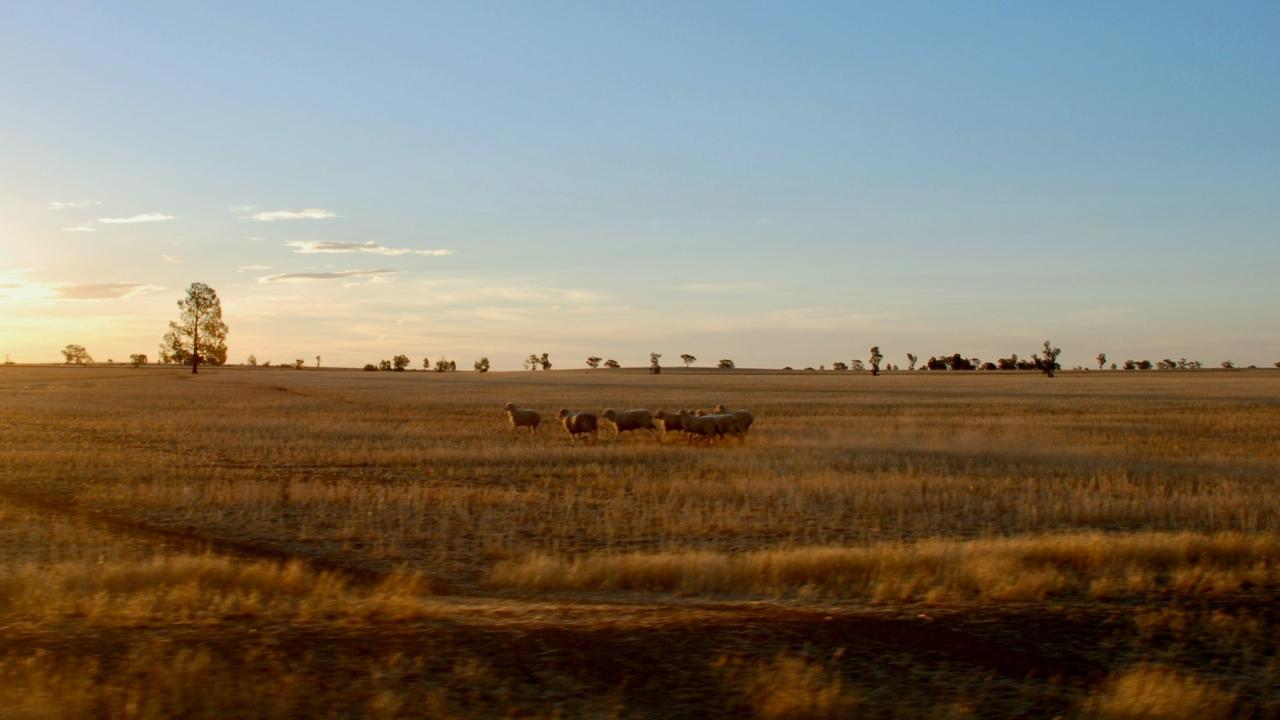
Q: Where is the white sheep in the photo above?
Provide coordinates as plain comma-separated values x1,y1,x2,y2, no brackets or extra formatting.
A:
602,408,658,439
503,402,541,433
558,409,599,440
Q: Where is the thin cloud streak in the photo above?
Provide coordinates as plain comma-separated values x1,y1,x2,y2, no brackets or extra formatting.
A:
237,264,272,272
48,200,101,210
287,240,453,256
249,208,337,221
257,269,399,284
62,225,96,232
97,213,175,224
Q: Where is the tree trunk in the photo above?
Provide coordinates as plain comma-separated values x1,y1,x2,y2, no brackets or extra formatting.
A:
191,324,199,374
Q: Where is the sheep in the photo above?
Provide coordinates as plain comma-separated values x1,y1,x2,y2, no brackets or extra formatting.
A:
503,402,541,433
653,410,684,436
707,413,738,436
678,411,721,440
602,408,659,439
717,407,755,436
557,408,599,440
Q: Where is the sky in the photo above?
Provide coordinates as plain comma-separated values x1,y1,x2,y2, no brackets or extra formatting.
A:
2,1,1278,370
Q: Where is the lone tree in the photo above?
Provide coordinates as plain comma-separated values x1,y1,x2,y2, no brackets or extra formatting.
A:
61,344,93,365
718,358,735,369
1096,353,1106,371
162,283,228,374
649,352,662,375
392,354,410,371
474,357,490,373
539,353,552,371
247,354,257,366
906,353,918,371
603,359,621,369
586,356,601,369
525,354,540,370
423,357,431,370
1041,340,1061,378
680,353,696,368
869,346,883,376
129,353,148,367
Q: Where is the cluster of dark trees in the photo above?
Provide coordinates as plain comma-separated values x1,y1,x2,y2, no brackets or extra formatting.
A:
581,354,735,370
524,353,553,370
360,355,465,372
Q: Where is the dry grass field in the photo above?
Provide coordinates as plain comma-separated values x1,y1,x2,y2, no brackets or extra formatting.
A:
1,365,1278,718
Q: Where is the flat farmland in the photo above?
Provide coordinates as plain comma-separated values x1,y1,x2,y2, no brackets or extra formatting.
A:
1,366,1278,718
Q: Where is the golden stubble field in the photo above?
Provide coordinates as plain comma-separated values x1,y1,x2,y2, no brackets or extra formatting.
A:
1,365,1277,718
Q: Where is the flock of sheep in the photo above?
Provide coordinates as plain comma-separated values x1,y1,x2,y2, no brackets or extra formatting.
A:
502,403,754,441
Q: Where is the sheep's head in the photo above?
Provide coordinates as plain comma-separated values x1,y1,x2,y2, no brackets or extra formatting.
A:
603,408,616,421
503,402,515,412
714,404,726,413
557,408,570,419
654,410,666,420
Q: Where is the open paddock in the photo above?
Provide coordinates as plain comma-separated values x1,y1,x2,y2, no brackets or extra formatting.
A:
1,366,1277,717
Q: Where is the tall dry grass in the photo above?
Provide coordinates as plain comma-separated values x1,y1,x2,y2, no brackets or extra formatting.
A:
489,531,1280,601
714,652,860,720
1081,665,1237,719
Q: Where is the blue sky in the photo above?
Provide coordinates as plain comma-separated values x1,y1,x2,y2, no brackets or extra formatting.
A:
2,2,1277,369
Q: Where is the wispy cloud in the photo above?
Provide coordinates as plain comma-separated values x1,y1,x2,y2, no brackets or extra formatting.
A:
249,208,337,221
62,225,97,233
53,283,163,300
161,254,183,263
238,264,272,272
48,200,101,210
98,213,175,224
286,240,453,256
257,269,398,284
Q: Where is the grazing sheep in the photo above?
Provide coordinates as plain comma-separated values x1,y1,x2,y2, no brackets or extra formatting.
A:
706,413,738,436
678,411,721,440
716,407,754,436
602,408,659,439
653,410,683,436
558,409,599,440
503,402,541,433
